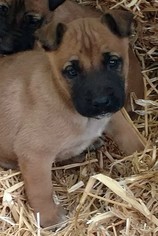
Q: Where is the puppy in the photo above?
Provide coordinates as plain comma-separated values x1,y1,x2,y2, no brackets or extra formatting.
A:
39,0,145,154
0,12,133,226
0,0,65,54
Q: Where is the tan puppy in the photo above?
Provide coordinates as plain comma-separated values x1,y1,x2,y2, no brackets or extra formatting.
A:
0,13,133,226
38,0,145,154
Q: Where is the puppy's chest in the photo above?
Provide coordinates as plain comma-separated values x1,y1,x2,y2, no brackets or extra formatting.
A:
57,117,110,161
74,118,111,147
80,118,109,141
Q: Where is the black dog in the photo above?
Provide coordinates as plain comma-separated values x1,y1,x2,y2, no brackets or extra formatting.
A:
0,0,65,54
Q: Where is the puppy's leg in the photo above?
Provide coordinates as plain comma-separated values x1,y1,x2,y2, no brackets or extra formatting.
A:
89,138,105,151
18,155,65,227
106,110,146,155
125,47,144,115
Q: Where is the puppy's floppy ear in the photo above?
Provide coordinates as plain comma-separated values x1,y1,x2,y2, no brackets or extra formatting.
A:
101,10,134,37
49,0,65,11
35,22,67,51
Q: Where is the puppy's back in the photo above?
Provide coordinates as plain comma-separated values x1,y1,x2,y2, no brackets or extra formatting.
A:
53,0,100,23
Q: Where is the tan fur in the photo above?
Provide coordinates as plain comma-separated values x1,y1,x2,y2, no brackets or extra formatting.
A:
53,0,101,23
0,17,131,226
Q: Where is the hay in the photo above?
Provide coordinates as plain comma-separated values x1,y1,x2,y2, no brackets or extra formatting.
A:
0,0,158,235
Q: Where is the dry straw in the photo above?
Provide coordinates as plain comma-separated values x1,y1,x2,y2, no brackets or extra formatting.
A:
0,0,158,235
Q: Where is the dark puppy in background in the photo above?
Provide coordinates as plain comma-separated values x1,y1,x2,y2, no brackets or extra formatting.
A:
0,0,64,54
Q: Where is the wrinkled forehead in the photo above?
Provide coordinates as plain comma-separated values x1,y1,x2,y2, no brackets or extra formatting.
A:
57,18,129,69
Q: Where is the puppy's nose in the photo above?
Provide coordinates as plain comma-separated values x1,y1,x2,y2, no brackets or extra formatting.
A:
92,96,111,108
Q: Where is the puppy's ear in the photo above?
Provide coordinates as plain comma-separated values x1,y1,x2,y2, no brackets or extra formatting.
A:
101,10,134,37
35,22,67,51
49,0,65,11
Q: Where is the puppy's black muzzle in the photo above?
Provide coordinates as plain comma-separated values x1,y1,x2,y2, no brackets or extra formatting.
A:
72,70,125,118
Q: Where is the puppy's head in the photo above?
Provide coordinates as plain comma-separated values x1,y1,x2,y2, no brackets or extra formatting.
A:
38,10,133,119
0,0,65,54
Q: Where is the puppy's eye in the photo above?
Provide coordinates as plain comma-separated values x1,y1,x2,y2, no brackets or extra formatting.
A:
63,65,78,79
107,56,122,71
24,13,43,28
0,3,9,16
103,53,122,72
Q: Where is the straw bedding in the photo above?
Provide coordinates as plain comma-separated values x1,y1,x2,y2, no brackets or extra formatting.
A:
0,0,158,235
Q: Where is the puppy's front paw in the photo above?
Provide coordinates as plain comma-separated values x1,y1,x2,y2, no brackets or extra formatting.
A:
39,205,67,228
89,138,104,151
